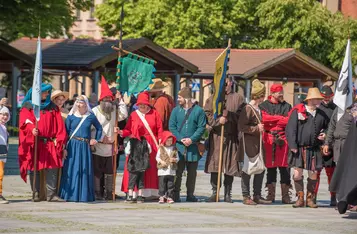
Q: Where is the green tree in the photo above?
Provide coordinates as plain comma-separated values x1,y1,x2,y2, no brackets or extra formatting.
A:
255,0,335,67
96,0,357,71
0,0,92,42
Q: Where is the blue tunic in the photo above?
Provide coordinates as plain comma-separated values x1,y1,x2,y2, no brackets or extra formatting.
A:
59,114,102,202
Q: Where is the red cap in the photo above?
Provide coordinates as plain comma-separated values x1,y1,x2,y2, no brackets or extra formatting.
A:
136,91,151,106
99,76,114,101
161,131,176,145
270,84,283,93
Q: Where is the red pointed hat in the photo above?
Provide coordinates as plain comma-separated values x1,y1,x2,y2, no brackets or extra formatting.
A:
136,91,151,106
99,75,114,101
161,131,176,145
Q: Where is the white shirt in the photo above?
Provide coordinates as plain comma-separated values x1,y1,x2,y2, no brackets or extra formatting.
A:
91,100,128,157
155,146,179,176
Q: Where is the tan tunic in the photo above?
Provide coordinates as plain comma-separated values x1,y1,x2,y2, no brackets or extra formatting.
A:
238,104,264,162
204,92,244,176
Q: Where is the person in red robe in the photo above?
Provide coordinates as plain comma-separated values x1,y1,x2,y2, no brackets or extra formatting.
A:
18,83,67,202
120,91,163,200
259,84,293,204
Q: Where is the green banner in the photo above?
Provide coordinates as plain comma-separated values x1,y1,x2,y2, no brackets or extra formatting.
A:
116,53,155,94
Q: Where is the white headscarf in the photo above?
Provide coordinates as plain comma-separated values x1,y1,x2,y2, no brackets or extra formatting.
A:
68,95,93,117
0,106,10,123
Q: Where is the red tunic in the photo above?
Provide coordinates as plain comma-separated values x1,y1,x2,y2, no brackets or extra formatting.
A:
18,103,67,182
121,109,163,192
260,97,292,168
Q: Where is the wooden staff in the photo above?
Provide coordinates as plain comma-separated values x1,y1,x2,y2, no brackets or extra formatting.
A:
216,124,225,202
112,3,125,201
32,121,38,201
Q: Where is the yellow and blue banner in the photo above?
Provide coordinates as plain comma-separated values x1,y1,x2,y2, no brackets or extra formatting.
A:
212,47,230,119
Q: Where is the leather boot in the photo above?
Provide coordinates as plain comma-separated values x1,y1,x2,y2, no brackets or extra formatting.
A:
30,172,40,202
253,195,272,204
94,176,104,201
281,184,294,204
206,173,218,202
104,174,114,200
46,169,65,202
292,179,304,208
224,185,233,203
266,183,276,203
206,187,217,202
306,178,318,208
293,191,305,208
330,194,337,207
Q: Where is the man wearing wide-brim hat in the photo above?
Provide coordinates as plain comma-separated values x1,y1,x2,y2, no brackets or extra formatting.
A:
286,87,329,208
148,78,175,131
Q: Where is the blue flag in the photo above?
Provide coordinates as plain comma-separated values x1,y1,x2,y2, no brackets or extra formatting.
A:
32,37,42,121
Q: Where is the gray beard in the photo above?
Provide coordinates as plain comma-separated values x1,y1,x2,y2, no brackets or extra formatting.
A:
100,101,114,114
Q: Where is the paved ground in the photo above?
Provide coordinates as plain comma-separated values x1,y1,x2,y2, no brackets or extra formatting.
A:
1,138,356,234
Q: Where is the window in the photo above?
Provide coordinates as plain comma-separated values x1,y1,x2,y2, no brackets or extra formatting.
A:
76,9,81,20
89,0,95,19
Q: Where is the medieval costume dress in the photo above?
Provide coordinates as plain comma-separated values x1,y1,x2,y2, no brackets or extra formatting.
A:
316,85,337,205
59,96,102,202
238,79,271,205
18,84,67,202
92,76,128,200
330,103,357,214
169,87,206,202
259,85,292,204
204,91,244,202
121,92,163,198
286,90,329,208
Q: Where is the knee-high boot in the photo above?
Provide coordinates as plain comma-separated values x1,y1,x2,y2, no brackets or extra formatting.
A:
292,179,304,208
306,178,318,208
206,173,218,202
29,171,40,202
104,174,114,200
325,167,336,206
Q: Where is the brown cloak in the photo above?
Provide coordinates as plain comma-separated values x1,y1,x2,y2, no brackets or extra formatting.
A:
204,92,244,176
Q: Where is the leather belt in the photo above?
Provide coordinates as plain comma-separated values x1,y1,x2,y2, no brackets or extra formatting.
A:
38,137,56,144
73,136,90,143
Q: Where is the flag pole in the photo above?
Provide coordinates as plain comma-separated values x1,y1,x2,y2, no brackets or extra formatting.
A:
32,120,39,201
32,24,41,201
216,38,231,202
112,3,124,201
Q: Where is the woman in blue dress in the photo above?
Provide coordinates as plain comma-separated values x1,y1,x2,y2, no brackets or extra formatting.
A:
59,95,102,202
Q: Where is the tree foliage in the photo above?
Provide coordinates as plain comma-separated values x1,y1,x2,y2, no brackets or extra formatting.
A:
0,0,92,42
96,0,357,71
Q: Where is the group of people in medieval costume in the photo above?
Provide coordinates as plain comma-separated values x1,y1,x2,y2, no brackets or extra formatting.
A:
11,74,356,211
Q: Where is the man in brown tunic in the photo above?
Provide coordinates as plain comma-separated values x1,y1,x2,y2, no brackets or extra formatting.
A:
204,78,244,203
149,78,175,131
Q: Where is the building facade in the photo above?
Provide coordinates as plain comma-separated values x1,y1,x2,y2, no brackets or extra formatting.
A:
70,0,105,39
318,0,357,19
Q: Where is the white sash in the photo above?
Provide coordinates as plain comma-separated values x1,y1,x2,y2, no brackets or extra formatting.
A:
135,110,159,148
67,115,89,146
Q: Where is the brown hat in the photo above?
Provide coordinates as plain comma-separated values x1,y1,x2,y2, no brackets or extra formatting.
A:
304,87,324,101
251,79,265,97
149,78,168,92
178,87,192,99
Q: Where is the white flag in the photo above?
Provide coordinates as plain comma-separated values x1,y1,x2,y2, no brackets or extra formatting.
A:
31,37,42,121
333,39,353,121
